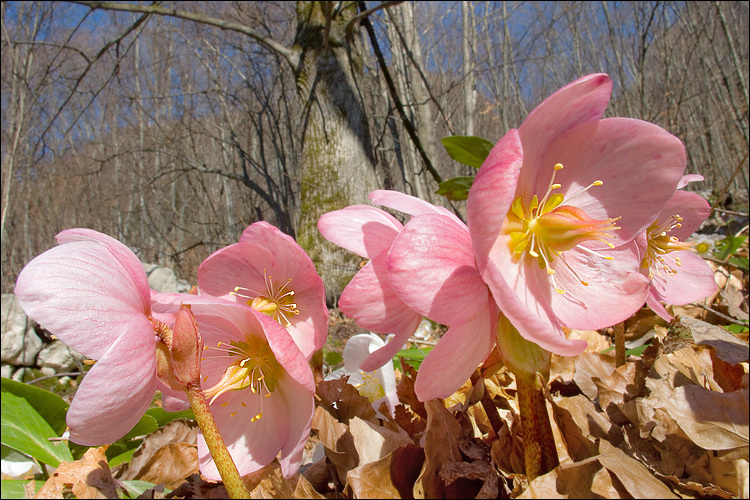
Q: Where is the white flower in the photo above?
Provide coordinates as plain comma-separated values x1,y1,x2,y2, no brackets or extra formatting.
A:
687,233,722,258
328,333,398,417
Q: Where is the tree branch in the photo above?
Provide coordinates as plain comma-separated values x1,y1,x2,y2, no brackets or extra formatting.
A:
70,0,300,68
357,1,442,185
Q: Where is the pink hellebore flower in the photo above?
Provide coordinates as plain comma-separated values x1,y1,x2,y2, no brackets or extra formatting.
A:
467,73,688,355
197,222,327,360
13,229,170,445
317,190,461,373
191,301,314,479
637,181,717,320
320,189,497,401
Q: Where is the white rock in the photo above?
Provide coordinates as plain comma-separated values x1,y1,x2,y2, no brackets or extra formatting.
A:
1,294,42,366
37,340,83,373
1,363,12,379
143,263,190,293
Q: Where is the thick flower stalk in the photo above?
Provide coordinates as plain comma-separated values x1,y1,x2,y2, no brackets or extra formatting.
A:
328,333,399,416
467,73,688,355
197,221,328,360
13,229,181,445
188,301,315,479
637,186,717,320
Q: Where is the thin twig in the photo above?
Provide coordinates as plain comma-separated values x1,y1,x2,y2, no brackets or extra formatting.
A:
26,372,83,385
691,302,749,326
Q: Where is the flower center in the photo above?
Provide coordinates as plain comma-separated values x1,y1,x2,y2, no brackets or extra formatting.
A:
203,336,282,422
641,215,694,278
354,371,386,403
231,269,299,327
503,163,620,294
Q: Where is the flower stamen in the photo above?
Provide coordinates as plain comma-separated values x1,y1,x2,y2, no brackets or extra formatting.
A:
503,162,620,294
231,269,300,327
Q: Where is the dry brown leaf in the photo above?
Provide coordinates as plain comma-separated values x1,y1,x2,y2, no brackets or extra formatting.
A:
568,329,611,352
597,440,679,498
393,403,426,439
666,384,749,450
439,460,499,499
397,358,426,419
518,457,611,499
413,399,463,499
115,419,199,489
34,447,118,499
249,462,325,499
310,406,358,485
594,361,644,425
708,447,750,498
573,351,616,400
315,378,378,424
490,413,525,475
677,315,749,365
349,416,413,466
720,283,749,321
346,452,401,499
555,394,622,448
130,443,198,490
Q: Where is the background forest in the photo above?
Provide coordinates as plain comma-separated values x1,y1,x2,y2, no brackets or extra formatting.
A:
2,1,748,300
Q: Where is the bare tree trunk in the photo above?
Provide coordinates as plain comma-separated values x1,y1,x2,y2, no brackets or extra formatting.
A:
294,1,381,303
462,1,476,136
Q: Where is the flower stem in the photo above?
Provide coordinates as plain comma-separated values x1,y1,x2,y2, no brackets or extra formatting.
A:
516,374,559,481
614,321,626,367
185,383,250,498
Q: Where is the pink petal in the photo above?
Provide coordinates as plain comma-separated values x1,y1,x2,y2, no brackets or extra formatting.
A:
369,189,463,225
55,229,151,306
14,241,150,360
259,311,315,393
358,327,416,372
677,174,704,189
519,73,612,173
198,388,288,480
646,293,673,322
657,190,711,241
414,300,496,401
338,254,422,341
467,129,524,273
198,242,326,359
547,241,650,330
649,251,717,305
387,214,487,326
277,375,315,478
317,205,403,259
537,117,686,244
482,259,587,356
65,317,157,445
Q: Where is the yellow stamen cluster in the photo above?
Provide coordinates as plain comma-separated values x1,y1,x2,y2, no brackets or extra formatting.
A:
203,336,281,422
231,269,299,326
641,215,694,278
503,163,620,294
353,372,386,403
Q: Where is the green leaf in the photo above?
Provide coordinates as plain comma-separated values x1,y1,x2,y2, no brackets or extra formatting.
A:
392,346,433,370
1,392,73,467
728,256,749,271
715,235,747,260
324,351,343,366
1,479,42,499
723,324,750,334
145,406,195,427
436,176,474,201
108,447,137,469
118,480,159,499
441,136,495,168
1,377,69,436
